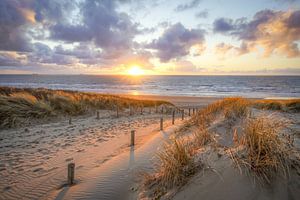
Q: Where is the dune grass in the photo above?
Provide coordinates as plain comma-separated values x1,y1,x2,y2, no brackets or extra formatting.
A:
253,99,300,112
230,115,295,184
143,138,203,199
143,97,299,198
0,87,171,128
192,97,250,127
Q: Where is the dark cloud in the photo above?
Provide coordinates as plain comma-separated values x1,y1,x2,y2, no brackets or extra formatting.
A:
0,0,145,70
286,10,300,28
49,0,138,58
213,9,300,57
195,9,208,18
0,0,32,52
50,24,93,42
27,43,76,65
148,23,205,62
175,0,202,12
213,18,235,33
0,52,26,66
32,0,75,23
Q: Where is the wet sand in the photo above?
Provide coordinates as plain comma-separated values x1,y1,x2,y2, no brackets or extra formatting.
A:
0,95,216,200
121,94,221,107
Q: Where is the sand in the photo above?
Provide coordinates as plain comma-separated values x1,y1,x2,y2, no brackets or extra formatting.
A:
0,95,214,200
166,108,300,200
121,94,221,107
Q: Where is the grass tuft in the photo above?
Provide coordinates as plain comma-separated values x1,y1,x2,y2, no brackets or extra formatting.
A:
254,99,300,112
231,116,293,184
0,87,172,128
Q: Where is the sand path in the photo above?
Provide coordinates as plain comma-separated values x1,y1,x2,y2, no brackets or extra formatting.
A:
48,121,184,200
0,108,182,200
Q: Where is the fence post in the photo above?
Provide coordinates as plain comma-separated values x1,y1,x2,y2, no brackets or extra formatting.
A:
116,106,119,118
172,110,175,125
68,163,75,185
161,106,164,114
129,105,132,116
181,109,184,120
188,108,191,116
141,106,143,115
69,117,72,125
130,130,135,146
160,117,163,131
193,108,195,115
96,111,100,119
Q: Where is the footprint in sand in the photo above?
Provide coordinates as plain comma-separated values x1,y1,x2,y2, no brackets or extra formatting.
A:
33,167,44,172
65,158,73,162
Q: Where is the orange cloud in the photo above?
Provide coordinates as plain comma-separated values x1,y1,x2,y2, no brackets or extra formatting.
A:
214,9,300,58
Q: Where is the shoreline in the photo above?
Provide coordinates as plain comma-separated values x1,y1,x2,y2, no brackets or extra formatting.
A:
1,85,298,100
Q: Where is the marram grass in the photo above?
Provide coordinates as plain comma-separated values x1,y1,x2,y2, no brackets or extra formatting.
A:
0,87,171,128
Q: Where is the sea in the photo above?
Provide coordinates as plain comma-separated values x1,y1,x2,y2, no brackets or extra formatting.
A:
0,75,299,99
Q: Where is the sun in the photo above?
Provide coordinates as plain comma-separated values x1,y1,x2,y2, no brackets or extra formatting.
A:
127,66,144,76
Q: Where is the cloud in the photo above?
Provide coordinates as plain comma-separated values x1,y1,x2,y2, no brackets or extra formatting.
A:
175,0,202,12
147,23,206,62
195,9,208,18
215,42,234,55
0,52,27,66
0,0,147,72
213,9,300,57
49,0,138,58
0,0,33,52
213,18,236,33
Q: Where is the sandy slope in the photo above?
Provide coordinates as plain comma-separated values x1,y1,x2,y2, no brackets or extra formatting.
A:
0,95,213,200
47,121,185,200
0,108,172,200
171,110,300,200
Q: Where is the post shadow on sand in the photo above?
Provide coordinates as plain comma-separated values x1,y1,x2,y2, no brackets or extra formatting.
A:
128,146,135,168
160,130,169,139
54,186,70,200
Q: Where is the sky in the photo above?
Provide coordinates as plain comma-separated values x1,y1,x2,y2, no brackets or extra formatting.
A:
0,0,300,75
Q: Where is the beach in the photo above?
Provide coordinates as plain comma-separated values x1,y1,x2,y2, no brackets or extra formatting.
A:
0,94,212,200
0,91,299,200
1,0,300,199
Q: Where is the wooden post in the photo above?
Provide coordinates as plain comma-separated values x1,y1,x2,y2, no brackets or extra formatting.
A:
160,117,163,131
68,163,75,185
140,106,143,115
130,130,135,146
69,117,72,125
161,106,164,114
129,105,132,116
172,110,175,125
96,111,100,119
193,108,195,115
188,108,191,116
181,109,184,120
116,106,119,118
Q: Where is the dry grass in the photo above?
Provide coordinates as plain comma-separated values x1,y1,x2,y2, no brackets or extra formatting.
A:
230,115,294,184
0,87,171,128
143,125,213,198
192,97,250,127
143,139,202,199
254,99,300,112
193,127,214,148
157,140,195,188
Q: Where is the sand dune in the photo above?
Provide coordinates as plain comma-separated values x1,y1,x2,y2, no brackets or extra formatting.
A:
0,94,206,200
